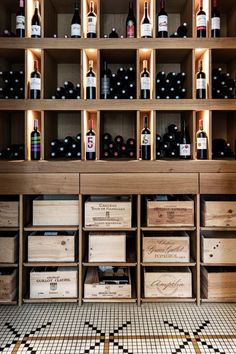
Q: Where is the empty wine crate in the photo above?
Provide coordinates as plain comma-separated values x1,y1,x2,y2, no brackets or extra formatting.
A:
202,198,236,227
143,232,190,263
0,233,18,263
0,201,19,227
30,267,78,299
88,232,126,262
146,196,194,227
201,267,236,299
144,267,192,298
0,269,17,301
201,232,236,264
28,232,76,262
85,196,132,228
32,195,79,226
84,267,131,299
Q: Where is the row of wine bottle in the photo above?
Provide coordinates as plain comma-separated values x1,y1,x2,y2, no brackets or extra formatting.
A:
102,134,136,159
156,71,186,100
0,70,25,99
0,144,25,160
10,0,222,39
52,82,81,100
212,68,236,99
212,139,235,159
50,134,82,160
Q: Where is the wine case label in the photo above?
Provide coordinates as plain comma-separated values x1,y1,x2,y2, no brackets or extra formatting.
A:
179,144,191,156
86,136,96,152
127,20,135,38
197,78,206,90
30,78,41,91
71,23,81,37
141,77,151,90
16,15,25,30
87,16,97,34
197,14,206,29
31,25,41,36
141,134,151,146
141,23,152,37
211,17,220,30
197,137,207,150
86,77,96,88
158,15,168,32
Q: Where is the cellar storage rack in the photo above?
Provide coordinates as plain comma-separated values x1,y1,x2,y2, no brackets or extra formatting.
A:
0,0,235,306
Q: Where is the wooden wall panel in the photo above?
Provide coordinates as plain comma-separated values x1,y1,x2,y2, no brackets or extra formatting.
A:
200,173,236,194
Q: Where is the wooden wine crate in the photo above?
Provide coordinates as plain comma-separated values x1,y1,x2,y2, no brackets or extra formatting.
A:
28,232,76,262
201,267,236,299
88,232,126,262
0,269,17,301
0,233,18,263
33,195,79,226
143,232,190,263
144,267,192,298
0,201,19,227
85,196,132,228
84,267,131,299
30,267,78,299
201,232,236,264
146,196,194,227
202,199,236,227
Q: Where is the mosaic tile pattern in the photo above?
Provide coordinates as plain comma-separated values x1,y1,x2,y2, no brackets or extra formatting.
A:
0,303,235,353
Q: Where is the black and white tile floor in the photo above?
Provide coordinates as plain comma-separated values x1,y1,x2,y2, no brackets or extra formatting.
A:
0,303,235,354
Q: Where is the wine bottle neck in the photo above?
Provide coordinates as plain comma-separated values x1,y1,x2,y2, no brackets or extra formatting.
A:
19,0,24,8
34,119,38,130
34,60,39,71
144,117,148,129
144,2,148,17
161,0,165,10
89,119,93,130
90,1,94,12
199,0,203,10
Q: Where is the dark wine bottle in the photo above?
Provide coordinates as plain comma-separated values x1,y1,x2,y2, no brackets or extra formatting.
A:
114,135,124,145
102,133,112,144
177,23,188,38
141,60,150,99
179,120,191,159
64,81,74,91
87,1,97,38
71,2,81,38
64,136,76,145
157,0,168,38
126,2,136,38
211,0,220,38
196,60,206,99
141,1,152,38
31,0,41,38
127,138,136,148
16,0,25,38
86,60,96,99
141,116,151,160
86,119,96,160
197,0,206,38
101,61,111,99
31,119,40,160
168,124,178,134
109,28,119,38
196,119,208,159
30,60,41,99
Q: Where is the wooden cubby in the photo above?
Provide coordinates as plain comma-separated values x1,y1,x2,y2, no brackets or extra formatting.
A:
212,111,236,159
0,0,19,37
210,0,236,37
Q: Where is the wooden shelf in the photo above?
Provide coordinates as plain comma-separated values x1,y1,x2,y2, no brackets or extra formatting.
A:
0,227,19,232
24,225,79,232
142,297,196,303
83,262,137,267
24,262,78,267
141,227,196,231
201,227,236,231
201,298,236,303
83,297,137,303
23,298,78,303
0,263,18,268
201,263,236,267
142,260,196,267
83,227,137,232
0,300,17,305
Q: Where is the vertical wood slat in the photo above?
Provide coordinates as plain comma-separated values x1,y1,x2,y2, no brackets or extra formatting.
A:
196,193,201,306
78,194,83,306
137,195,141,305
18,195,23,306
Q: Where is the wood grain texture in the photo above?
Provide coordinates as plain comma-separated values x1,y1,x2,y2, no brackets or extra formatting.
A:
200,173,236,194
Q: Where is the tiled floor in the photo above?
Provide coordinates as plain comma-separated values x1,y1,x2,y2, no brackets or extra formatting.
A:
0,303,235,354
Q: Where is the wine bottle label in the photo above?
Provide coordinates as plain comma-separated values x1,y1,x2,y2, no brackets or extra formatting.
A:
158,15,168,32
179,144,191,156
211,17,220,30
31,25,41,36
86,136,96,152
87,16,97,34
141,134,151,146
141,77,151,90
197,78,206,90
30,78,41,91
86,77,96,88
101,77,110,95
197,137,207,150
71,23,81,37
141,23,152,37
31,136,41,152
197,14,206,29
16,15,25,30
127,20,135,38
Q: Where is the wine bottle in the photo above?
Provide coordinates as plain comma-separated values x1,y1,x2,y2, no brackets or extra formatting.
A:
168,124,178,134
141,60,150,99
179,120,191,159
197,0,206,38
3,30,16,37
86,60,96,99
114,135,124,145
196,119,208,159
86,119,96,160
87,1,97,38
64,136,76,145
157,0,168,38
109,28,119,38
31,0,41,38
126,2,136,38
101,61,111,99
16,0,25,38
102,133,112,144
71,2,81,38
30,60,41,99
141,2,152,38
196,60,206,99
64,81,74,91
141,116,151,160
127,138,136,148
211,0,220,38
177,23,188,38
31,119,40,160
